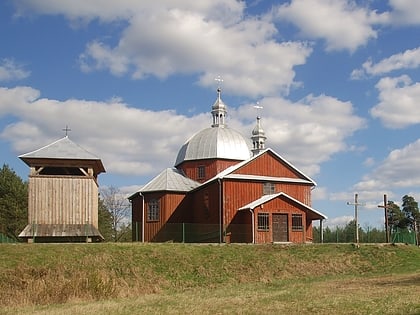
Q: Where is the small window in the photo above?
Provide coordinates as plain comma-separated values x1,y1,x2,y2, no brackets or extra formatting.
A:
147,199,160,221
263,182,275,195
258,213,269,231
292,214,303,231
198,165,205,179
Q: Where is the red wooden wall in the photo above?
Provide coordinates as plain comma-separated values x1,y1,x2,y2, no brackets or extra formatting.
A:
177,159,241,182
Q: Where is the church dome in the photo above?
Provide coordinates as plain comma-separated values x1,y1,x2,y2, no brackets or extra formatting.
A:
175,127,251,166
175,87,251,167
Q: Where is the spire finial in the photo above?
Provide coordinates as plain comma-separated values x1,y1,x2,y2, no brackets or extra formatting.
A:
62,125,71,137
253,102,263,118
215,76,223,99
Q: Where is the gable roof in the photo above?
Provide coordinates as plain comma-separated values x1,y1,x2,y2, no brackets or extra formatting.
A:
139,168,200,193
238,192,327,220
19,136,105,174
200,148,316,187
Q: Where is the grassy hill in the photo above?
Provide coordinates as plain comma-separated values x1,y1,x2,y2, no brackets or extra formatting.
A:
1,243,420,314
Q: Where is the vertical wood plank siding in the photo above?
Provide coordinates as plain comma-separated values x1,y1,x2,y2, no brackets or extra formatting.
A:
234,151,303,179
138,192,186,242
28,175,99,227
178,159,241,182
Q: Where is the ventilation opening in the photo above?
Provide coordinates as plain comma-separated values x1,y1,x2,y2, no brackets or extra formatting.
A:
38,166,86,176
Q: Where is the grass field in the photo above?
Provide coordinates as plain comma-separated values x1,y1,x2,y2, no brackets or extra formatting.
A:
1,243,420,314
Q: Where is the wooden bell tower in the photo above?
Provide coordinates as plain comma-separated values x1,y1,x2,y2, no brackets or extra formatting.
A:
18,135,106,242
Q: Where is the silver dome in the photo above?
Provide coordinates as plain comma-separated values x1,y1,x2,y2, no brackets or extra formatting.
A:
175,127,252,166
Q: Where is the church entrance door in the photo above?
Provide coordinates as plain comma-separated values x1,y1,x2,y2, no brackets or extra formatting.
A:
272,214,288,242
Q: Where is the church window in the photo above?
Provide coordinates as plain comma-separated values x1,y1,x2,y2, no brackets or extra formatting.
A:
263,182,275,195
292,214,303,231
257,213,269,231
198,165,205,179
147,199,160,221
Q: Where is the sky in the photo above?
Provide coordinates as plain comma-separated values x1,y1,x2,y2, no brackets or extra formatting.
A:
2,0,420,230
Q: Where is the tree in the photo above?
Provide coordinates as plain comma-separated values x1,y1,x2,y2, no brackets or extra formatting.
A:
98,198,113,241
100,186,131,242
401,195,420,231
0,164,28,240
386,201,405,230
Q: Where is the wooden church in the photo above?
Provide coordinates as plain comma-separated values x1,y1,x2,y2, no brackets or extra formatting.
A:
18,135,105,242
130,89,327,243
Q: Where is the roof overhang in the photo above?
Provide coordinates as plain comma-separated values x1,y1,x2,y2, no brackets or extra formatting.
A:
239,192,327,220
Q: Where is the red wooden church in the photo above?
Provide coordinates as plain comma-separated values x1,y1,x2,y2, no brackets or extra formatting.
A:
129,89,326,243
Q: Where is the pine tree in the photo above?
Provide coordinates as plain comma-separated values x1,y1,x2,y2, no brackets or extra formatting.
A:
0,164,28,240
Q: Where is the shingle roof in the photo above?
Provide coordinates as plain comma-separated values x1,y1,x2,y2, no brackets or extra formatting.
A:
19,136,100,160
140,168,200,193
19,136,105,174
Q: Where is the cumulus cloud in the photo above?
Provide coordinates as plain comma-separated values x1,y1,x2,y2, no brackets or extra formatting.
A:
0,59,30,81
0,85,364,179
0,86,208,176
15,0,311,98
351,47,420,79
388,0,420,25
370,75,420,128
275,0,388,52
354,139,420,192
232,94,365,176
330,139,420,211
327,138,420,224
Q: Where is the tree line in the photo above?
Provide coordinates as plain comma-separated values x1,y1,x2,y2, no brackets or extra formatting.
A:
313,195,420,244
0,164,131,242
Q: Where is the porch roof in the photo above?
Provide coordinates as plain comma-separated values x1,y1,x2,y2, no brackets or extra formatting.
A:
238,192,327,220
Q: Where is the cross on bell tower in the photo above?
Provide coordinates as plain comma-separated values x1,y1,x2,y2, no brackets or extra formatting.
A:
62,125,71,136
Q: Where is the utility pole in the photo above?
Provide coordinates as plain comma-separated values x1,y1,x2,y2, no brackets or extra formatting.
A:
347,193,364,246
377,194,390,243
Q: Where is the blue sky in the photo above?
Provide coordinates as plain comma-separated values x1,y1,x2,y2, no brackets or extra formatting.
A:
2,0,420,229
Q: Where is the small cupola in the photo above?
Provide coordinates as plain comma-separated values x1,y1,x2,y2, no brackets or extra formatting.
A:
251,116,267,156
211,88,227,127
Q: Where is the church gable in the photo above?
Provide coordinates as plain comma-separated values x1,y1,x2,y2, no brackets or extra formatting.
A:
232,149,314,183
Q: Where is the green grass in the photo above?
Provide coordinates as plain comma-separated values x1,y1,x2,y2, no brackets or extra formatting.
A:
1,243,420,314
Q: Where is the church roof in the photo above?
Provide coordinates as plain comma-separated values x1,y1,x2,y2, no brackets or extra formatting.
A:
140,168,200,193
200,148,316,186
238,192,327,220
19,136,105,174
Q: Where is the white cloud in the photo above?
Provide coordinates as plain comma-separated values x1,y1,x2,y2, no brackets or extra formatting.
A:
0,86,208,176
324,215,353,228
232,94,366,176
0,85,364,180
370,75,420,128
275,0,387,52
388,0,420,25
354,139,420,191
351,47,420,79
329,138,420,224
0,59,30,81
312,186,328,200
15,0,311,98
